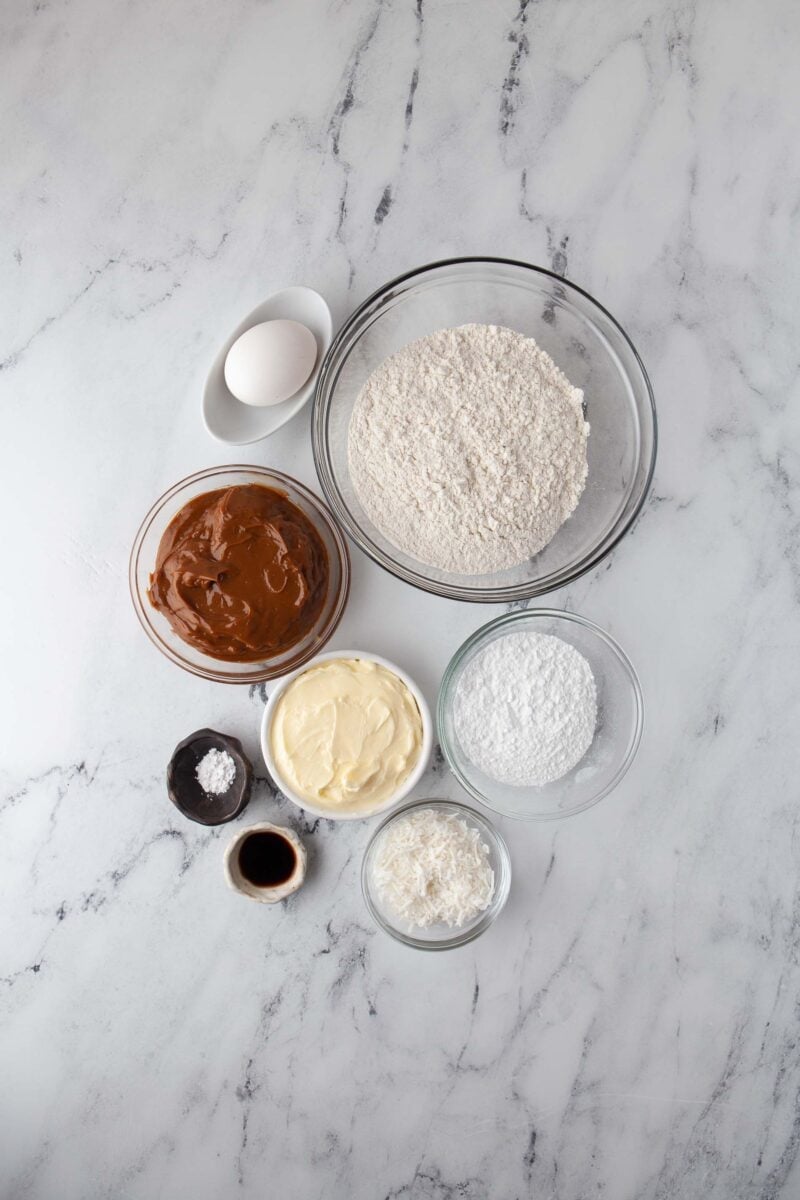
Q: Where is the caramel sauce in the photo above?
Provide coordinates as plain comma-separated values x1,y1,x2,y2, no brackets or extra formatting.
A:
149,484,329,662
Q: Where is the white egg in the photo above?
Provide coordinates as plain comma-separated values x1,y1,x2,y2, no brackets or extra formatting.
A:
223,319,318,408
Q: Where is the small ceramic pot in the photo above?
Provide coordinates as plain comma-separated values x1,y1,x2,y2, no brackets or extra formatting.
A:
223,822,307,904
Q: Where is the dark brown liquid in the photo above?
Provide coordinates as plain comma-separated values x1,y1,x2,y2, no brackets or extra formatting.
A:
238,832,296,888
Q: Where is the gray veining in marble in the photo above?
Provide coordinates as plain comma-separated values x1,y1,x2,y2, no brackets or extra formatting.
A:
2,1,800,1197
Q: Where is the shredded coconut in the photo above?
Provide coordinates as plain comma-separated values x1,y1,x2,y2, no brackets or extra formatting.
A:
454,631,597,786
348,324,589,574
371,809,495,928
196,748,236,795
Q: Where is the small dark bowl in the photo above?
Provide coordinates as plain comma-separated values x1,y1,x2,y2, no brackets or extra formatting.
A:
167,728,253,825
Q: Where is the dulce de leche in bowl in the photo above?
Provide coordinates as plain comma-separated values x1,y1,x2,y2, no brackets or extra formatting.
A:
149,483,328,662
129,466,350,683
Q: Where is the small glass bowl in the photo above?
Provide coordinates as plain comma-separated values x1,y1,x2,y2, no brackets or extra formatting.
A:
129,465,350,684
361,799,511,950
313,257,657,603
438,610,643,820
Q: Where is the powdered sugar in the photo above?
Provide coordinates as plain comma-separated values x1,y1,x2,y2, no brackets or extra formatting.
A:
453,631,597,786
347,324,589,574
196,748,236,795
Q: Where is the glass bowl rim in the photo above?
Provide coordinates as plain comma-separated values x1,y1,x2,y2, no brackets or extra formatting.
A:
361,796,512,950
312,254,658,603
129,463,351,684
437,608,645,821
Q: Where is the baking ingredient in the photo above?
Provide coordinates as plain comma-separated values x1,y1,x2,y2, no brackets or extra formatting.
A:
148,484,329,662
225,823,307,903
238,830,297,887
371,808,495,928
454,631,597,786
348,323,589,573
269,658,423,813
167,730,253,826
224,319,317,407
196,748,236,795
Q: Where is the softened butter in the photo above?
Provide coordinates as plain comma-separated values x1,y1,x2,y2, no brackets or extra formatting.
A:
270,658,423,812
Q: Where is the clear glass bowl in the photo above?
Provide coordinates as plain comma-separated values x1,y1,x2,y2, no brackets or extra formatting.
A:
361,799,511,950
312,257,657,603
129,465,350,684
438,610,644,820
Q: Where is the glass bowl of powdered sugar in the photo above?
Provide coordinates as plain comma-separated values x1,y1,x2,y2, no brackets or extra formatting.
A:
312,257,656,603
438,610,644,820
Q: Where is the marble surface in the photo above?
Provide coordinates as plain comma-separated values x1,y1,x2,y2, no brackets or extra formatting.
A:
2,1,799,1196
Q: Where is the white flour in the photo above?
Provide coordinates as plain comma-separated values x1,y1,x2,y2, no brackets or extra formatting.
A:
348,324,589,574
453,631,597,786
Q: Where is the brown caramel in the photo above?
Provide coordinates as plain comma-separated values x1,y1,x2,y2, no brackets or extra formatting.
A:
149,484,329,662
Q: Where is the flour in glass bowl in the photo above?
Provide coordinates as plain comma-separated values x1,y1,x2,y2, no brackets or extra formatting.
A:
347,324,589,574
453,631,597,786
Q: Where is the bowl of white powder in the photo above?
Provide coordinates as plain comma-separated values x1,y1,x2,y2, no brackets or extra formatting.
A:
361,799,511,949
438,610,644,820
312,257,656,602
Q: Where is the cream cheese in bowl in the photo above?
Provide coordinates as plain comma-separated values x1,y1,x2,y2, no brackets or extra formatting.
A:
261,651,432,820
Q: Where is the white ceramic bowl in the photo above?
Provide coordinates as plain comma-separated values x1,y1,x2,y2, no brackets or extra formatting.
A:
203,286,332,444
260,650,433,821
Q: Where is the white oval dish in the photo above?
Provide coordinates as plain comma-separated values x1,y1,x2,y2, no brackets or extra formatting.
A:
203,286,333,444
260,650,433,822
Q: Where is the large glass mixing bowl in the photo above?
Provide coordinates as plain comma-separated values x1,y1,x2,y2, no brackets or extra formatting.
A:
312,258,656,602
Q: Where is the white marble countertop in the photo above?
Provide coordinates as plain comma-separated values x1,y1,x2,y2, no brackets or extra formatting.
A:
3,1,799,1196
